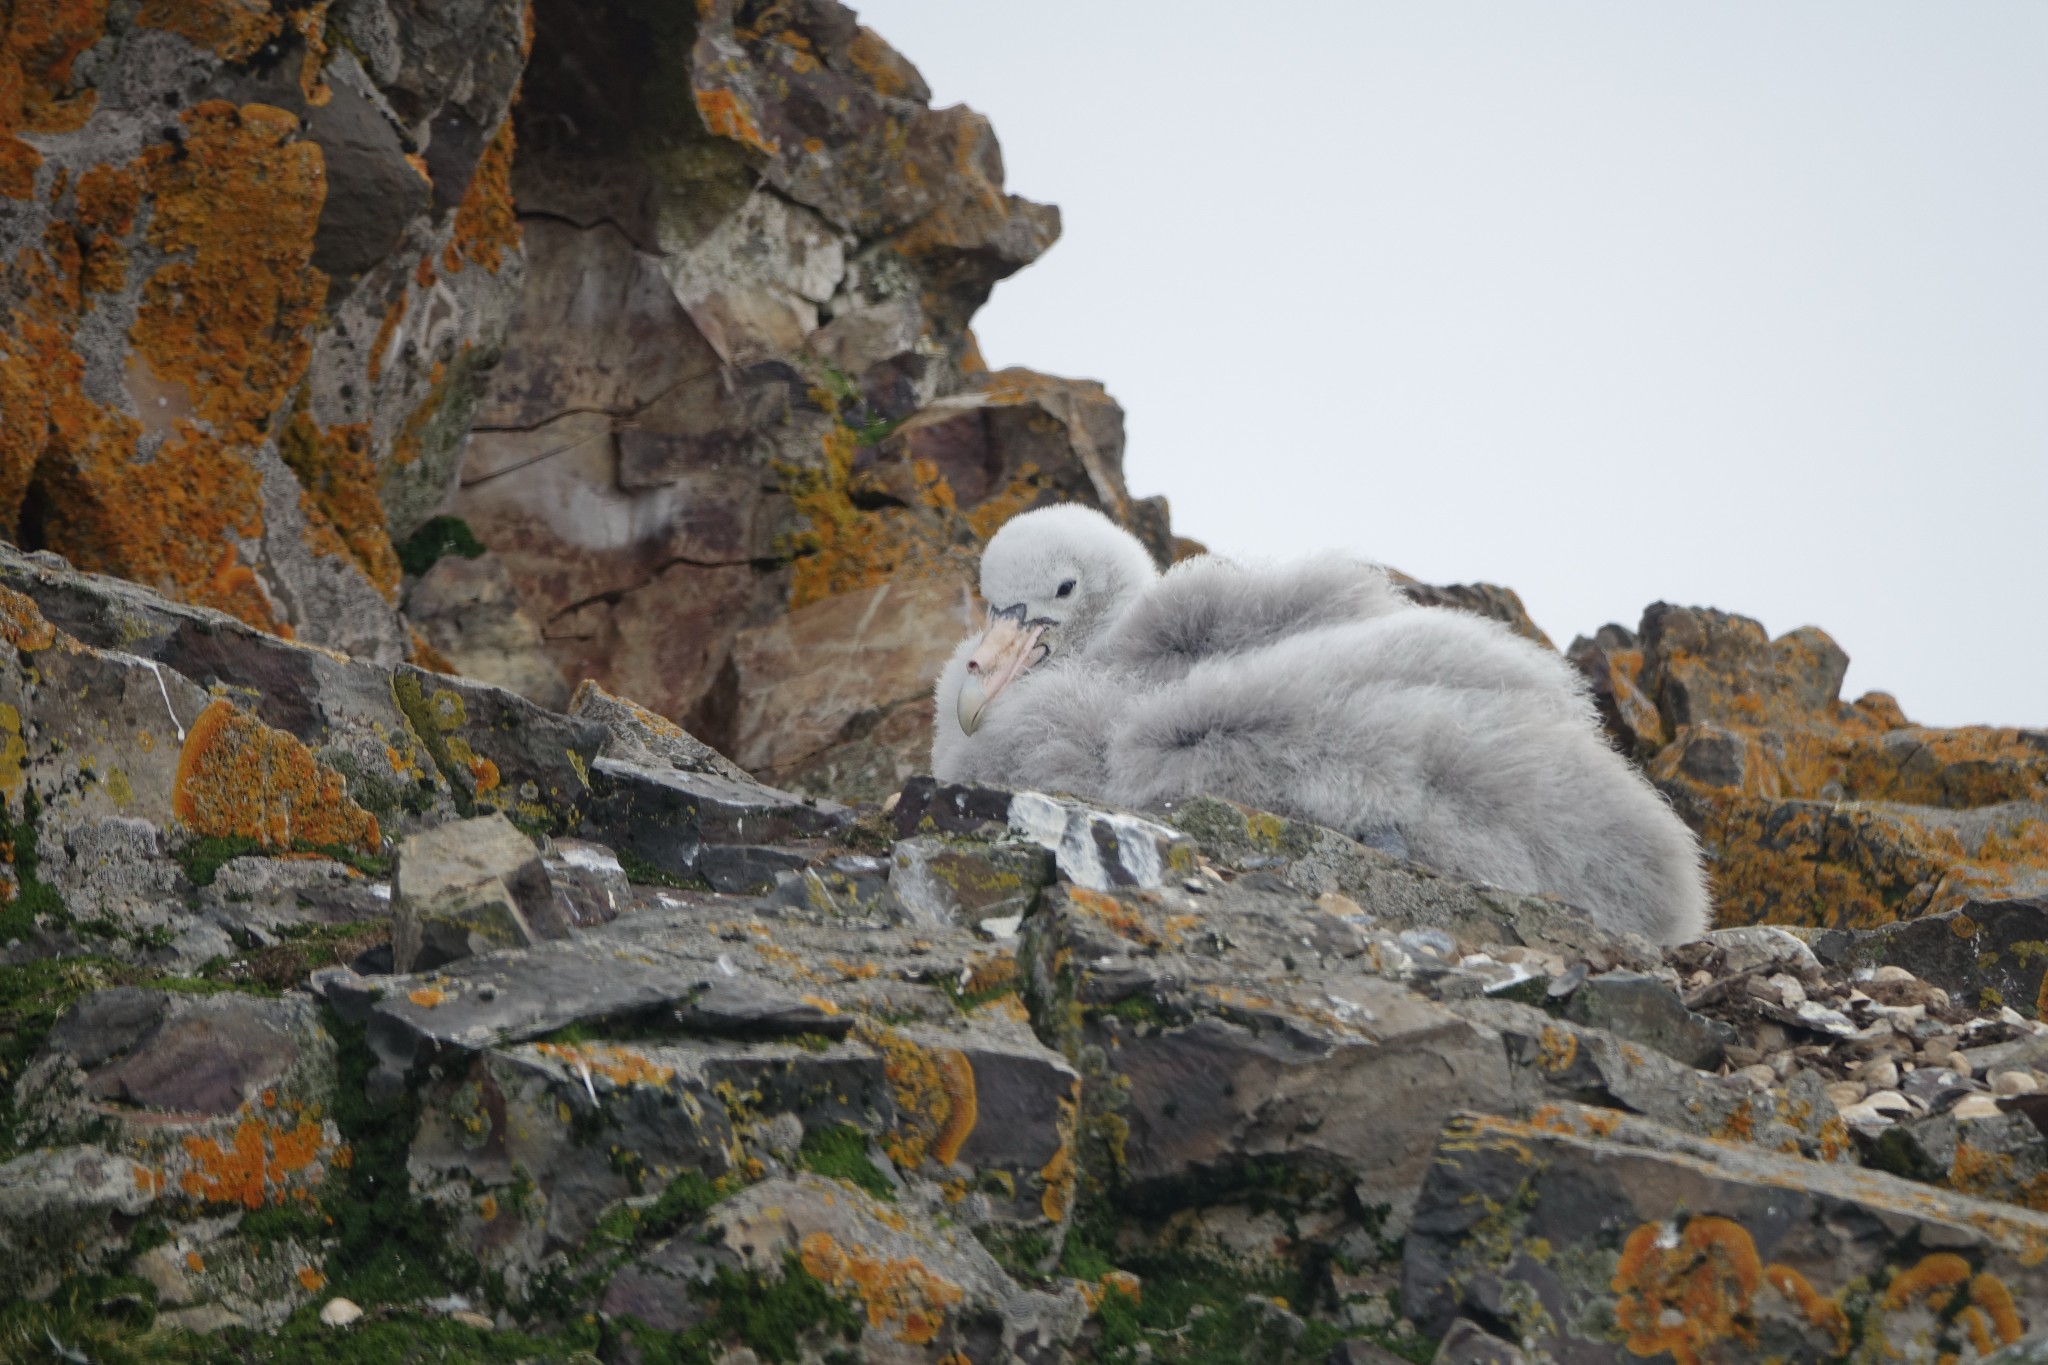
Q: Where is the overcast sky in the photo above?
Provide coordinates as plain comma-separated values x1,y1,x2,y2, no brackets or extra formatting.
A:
852,1,2048,728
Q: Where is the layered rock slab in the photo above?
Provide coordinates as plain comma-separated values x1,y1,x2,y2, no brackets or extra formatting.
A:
1405,1106,2047,1363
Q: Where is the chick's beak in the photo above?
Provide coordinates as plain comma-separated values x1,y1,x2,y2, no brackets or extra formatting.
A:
956,609,1048,735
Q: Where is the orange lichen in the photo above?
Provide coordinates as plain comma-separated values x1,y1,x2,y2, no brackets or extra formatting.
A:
172,699,381,852
1968,1272,2024,1347
1764,1263,1850,1355
445,115,519,274
178,1114,332,1209
28,100,329,632
1536,1025,1579,1076
137,0,281,62
296,1265,326,1292
367,290,406,385
184,1249,205,1273
859,1024,977,1170
695,87,778,156
534,1041,676,1089
1066,886,1173,950
279,406,401,598
798,1231,964,1344
0,0,107,199
1882,1252,1972,1313
407,987,445,1008
1611,1216,1762,1365
1039,1081,1081,1224
477,1193,498,1221
0,585,56,651
287,2,332,106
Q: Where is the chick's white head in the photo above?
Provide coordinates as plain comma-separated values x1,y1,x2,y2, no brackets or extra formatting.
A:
953,504,1158,735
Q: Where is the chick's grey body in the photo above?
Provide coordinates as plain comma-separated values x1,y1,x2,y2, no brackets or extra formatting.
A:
932,507,1710,945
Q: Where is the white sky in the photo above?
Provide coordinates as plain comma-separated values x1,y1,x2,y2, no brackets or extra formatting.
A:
851,1,2048,728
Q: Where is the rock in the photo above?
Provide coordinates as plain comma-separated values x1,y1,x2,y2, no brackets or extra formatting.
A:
320,1298,364,1328
890,835,1056,930
1704,925,1822,975
1844,896,2048,1020
403,552,570,709
1563,970,1731,1070
1571,607,2048,928
543,838,634,927
600,1175,1085,1363
1161,793,1660,973
438,0,1184,801
725,575,983,802
1404,1106,2048,1361
1433,1319,1531,1365
581,758,851,885
894,778,1200,893
0,1146,157,1300
0,0,525,656
392,813,565,973
567,679,752,783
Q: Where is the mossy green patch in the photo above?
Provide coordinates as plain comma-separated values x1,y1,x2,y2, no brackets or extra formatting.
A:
606,1253,863,1365
794,1123,893,1202
0,789,68,940
170,833,262,888
396,515,486,579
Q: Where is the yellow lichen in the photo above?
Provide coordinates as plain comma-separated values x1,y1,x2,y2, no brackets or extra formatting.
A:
534,1041,676,1089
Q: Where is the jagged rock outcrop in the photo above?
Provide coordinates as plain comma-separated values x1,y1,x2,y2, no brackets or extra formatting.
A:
1573,604,2048,927
441,0,1186,801
1,544,2046,1360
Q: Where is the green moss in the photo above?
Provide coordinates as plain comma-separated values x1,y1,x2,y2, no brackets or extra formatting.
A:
396,515,486,579
606,1254,863,1365
0,789,68,940
318,1010,464,1306
0,1283,203,1364
170,833,262,888
228,1307,602,1363
1099,993,1176,1030
640,1168,740,1242
794,1123,893,1202
0,956,139,1157
614,847,700,890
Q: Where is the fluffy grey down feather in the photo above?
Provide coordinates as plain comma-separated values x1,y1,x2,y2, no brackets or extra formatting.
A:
931,506,1711,945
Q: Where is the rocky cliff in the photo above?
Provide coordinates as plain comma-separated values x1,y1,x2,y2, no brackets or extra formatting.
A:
4,2,2048,1363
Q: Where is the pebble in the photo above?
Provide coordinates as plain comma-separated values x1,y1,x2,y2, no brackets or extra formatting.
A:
1824,1081,1866,1108
1768,973,1808,1007
1952,1094,2005,1121
450,1310,495,1331
1920,1036,1958,1066
1991,1070,2039,1096
1871,965,1917,984
320,1298,363,1328
1856,1058,1900,1090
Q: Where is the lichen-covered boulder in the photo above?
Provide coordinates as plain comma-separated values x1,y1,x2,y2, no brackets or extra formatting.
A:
1571,604,2048,928
601,1174,1087,1365
0,0,527,658
390,810,563,972
1404,1105,2047,1362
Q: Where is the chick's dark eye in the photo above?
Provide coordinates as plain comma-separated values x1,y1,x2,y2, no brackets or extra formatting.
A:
1055,579,1076,599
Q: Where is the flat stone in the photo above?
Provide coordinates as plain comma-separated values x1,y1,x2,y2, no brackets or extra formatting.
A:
581,757,850,883
1404,1105,2048,1361
43,987,170,1070
79,993,306,1116
544,839,633,927
1563,970,1732,1070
